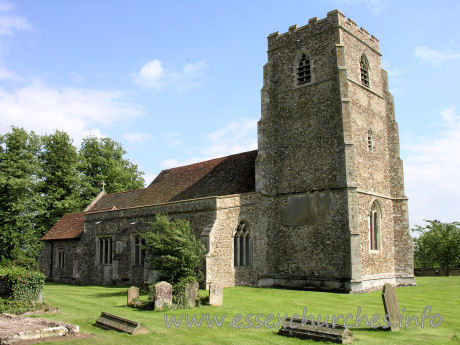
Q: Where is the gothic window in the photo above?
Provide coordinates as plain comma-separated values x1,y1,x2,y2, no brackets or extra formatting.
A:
369,201,381,251
297,53,311,85
360,54,369,87
134,235,146,266
56,248,65,269
98,237,113,265
234,220,252,267
367,129,373,151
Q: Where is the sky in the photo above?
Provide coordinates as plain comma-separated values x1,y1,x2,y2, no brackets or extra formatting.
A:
0,0,459,228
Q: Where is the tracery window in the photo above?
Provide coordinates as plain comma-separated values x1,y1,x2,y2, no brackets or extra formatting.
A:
134,235,146,266
98,237,113,265
360,54,369,87
297,53,312,85
369,201,381,251
234,221,252,267
57,248,65,269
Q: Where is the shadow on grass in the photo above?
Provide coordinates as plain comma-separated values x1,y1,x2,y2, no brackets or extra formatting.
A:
91,290,128,298
351,326,391,332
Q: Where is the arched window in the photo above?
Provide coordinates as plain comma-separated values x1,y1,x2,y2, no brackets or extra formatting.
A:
369,201,381,251
234,220,252,267
360,54,369,87
297,53,311,85
367,129,373,151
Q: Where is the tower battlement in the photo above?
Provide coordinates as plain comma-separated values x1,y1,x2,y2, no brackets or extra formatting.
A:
268,10,379,53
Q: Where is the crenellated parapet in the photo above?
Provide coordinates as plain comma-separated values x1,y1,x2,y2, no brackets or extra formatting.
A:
268,9,379,53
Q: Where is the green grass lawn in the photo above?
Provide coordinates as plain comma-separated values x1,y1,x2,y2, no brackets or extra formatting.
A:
33,277,459,344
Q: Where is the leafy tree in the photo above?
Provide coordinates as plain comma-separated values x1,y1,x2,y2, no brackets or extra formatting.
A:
143,215,206,284
0,128,42,260
37,130,84,234
78,136,144,202
413,220,460,274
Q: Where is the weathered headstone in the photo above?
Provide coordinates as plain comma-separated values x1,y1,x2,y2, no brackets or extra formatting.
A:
382,283,401,331
209,283,223,306
154,281,172,310
185,281,199,308
96,312,147,335
279,317,353,344
127,286,139,306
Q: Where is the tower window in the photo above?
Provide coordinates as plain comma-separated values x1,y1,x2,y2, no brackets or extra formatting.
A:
234,220,252,267
297,54,311,85
367,129,373,151
369,201,381,251
360,54,369,87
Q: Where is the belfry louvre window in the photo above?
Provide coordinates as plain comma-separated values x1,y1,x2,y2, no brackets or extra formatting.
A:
369,201,381,251
234,221,252,267
367,129,373,151
297,54,311,85
98,237,113,265
360,54,369,87
134,236,146,266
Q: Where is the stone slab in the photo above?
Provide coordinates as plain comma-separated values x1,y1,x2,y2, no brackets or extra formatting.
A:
209,284,223,306
154,281,172,310
127,286,139,306
279,317,353,344
95,312,148,335
185,282,199,308
381,283,400,331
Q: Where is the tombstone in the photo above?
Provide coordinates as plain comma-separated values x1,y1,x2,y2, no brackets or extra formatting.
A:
185,281,199,308
96,312,148,335
279,317,353,344
209,283,223,306
382,283,401,331
154,281,172,310
127,286,139,306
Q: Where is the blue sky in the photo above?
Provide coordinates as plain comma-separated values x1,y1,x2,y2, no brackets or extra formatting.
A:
0,0,459,227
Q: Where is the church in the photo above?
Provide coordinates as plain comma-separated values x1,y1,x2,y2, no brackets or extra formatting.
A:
39,10,415,293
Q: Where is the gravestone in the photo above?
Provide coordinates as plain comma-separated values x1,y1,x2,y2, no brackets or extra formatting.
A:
127,286,139,306
209,283,223,306
185,281,199,308
154,281,172,310
279,317,353,344
96,312,148,335
382,283,401,331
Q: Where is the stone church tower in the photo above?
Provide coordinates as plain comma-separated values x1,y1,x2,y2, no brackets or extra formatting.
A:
255,10,415,291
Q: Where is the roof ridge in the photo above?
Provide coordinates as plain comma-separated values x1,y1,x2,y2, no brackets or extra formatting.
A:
160,150,258,173
102,187,146,196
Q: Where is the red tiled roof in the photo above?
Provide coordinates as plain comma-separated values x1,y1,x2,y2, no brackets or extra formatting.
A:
41,150,257,241
131,150,257,206
88,188,145,211
41,212,85,241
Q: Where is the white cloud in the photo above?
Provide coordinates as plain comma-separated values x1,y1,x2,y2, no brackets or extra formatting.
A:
133,60,206,90
160,118,257,169
414,46,460,64
122,132,152,143
0,1,31,36
404,106,460,227
0,82,143,146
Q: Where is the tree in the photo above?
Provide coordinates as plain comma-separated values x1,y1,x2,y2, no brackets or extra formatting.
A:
0,128,42,260
37,130,84,234
413,220,460,274
142,215,206,284
78,136,144,203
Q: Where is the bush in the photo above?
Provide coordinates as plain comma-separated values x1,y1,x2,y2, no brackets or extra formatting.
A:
142,214,206,284
0,256,39,271
0,266,45,303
